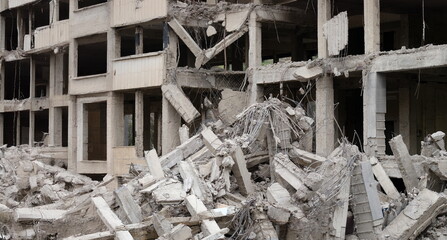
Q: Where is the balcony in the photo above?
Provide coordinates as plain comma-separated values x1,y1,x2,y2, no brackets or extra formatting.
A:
71,2,109,38
70,73,110,95
112,52,165,91
33,20,70,50
8,0,36,9
112,0,167,27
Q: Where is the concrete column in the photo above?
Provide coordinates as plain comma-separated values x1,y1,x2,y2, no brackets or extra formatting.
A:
247,11,263,104
0,61,4,100
107,93,124,175
399,81,410,148
316,76,334,157
315,0,334,157
50,0,60,24
364,0,380,54
0,114,3,145
67,96,77,172
29,111,34,146
50,54,64,97
69,0,77,16
30,58,36,98
363,72,386,156
135,27,144,55
400,15,409,48
166,28,178,69
161,97,180,155
0,15,5,51
49,107,63,146
135,91,144,157
17,9,25,50
16,112,21,145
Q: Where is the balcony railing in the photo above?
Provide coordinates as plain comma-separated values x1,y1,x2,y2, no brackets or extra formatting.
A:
112,52,165,91
34,20,70,50
112,0,167,27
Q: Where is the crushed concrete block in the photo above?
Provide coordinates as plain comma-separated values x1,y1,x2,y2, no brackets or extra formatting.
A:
293,66,323,80
267,205,290,225
179,124,190,144
138,174,156,188
169,224,192,240
217,89,247,125
206,26,217,37
382,189,447,239
152,181,186,204
289,147,325,167
179,160,212,202
153,213,173,237
370,156,400,199
201,128,224,154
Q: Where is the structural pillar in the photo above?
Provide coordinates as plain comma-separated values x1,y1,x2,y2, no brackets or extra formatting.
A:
161,26,181,155
399,81,410,149
135,91,144,157
247,10,263,104
0,114,3,145
161,97,181,155
0,15,5,51
135,27,144,55
49,0,60,24
107,93,124,175
49,107,63,146
364,0,380,54
363,72,386,156
29,111,34,146
67,96,77,172
315,0,334,157
363,0,384,156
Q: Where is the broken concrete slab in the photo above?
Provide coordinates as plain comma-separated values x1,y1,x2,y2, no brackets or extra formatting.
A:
292,66,323,80
179,160,212,202
91,196,125,231
231,146,255,196
201,128,224,154
217,89,247,125
114,186,143,224
382,189,447,240
267,205,290,225
152,181,187,204
389,135,419,191
370,156,400,200
144,149,165,179
350,161,383,239
289,147,326,167
161,84,200,124
185,195,225,238
14,208,66,222
168,18,202,57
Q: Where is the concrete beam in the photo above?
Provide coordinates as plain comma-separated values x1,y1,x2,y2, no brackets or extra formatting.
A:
168,18,202,57
364,0,380,54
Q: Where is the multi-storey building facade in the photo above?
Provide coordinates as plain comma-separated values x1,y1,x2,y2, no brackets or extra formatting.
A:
1,0,446,177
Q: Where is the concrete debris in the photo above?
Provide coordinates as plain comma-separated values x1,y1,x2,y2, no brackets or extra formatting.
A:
161,84,201,124
323,11,348,56
3,98,447,240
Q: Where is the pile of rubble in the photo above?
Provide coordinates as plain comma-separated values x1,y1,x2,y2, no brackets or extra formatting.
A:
2,98,447,239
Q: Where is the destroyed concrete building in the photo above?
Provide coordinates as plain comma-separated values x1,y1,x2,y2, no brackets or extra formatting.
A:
2,0,447,239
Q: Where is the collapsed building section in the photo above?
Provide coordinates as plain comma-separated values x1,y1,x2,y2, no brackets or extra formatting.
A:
1,0,447,239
